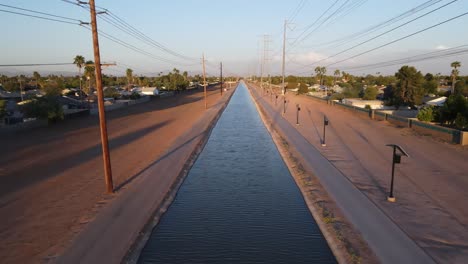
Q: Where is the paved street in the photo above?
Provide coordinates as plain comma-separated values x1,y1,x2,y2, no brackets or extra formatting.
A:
248,83,468,264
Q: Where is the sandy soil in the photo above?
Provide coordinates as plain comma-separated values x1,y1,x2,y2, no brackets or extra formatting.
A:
253,85,468,264
0,86,226,264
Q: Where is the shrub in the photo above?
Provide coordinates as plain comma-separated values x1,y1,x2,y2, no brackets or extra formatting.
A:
454,113,468,130
330,93,344,101
21,97,64,122
417,106,434,122
0,100,6,119
103,87,120,99
129,92,141,100
364,104,372,110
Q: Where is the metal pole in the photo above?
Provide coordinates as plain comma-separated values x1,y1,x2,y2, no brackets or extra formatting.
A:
220,62,223,96
283,98,286,114
281,20,287,95
90,0,113,193
322,116,327,147
389,146,396,200
202,53,207,109
296,104,300,125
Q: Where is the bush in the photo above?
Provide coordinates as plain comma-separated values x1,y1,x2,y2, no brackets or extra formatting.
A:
129,92,141,100
417,106,434,122
330,93,344,101
298,83,309,94
454,113,468,130
103,87,120,99
0,100,6,119
364,104,372,110
21,97,64,122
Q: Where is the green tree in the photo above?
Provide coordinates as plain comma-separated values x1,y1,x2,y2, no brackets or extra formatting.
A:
362,86,378,100
333,69,340,85
84,60,95,94
286,75,298,83
417,106,434,122
315,66,327,85
126,68,133,87
439,94,468,126
454,79,468,96
394,65,424,108
422,73,438,95
33,71,41,89
0,100,6,119
103,87,120,99
21,97,64,122
450,61,461,94
73,55,85,95
298,83,309,94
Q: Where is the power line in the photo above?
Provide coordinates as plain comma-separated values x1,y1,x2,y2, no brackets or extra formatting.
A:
65,1,198,63
288,0,307,23
0,63,74,67
0,9,82,25
104,10,198,61
325,12,468,68
288,0,340,49
339,45,468,71
300,0,458,69
310,0,443,49
0,3,82,22
291,0,352,49
80,25,196,66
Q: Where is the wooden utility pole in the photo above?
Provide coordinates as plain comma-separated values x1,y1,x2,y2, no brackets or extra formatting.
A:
90,0,113,193
281,20,287,95
202,53,207,109
220,62,223,96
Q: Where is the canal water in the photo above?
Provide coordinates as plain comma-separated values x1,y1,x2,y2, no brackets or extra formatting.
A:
138,82,337,263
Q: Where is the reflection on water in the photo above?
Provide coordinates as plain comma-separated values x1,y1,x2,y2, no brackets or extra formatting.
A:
138,83,337,264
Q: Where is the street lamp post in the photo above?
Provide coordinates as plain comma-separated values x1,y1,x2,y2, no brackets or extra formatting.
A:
322,116,329,146
283,98,287,114
296,104,301,125
385,144,409,202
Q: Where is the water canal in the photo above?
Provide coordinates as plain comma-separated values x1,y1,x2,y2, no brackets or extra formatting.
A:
138,82,337,263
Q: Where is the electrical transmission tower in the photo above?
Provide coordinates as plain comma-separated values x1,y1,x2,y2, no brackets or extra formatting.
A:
260,34,272,92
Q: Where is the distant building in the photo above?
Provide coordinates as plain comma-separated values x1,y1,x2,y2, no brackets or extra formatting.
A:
141,87,159,96
342,98,385,109
424,96,447,107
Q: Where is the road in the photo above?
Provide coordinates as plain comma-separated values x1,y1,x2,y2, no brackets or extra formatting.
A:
0,86,230,263
248,83,468,264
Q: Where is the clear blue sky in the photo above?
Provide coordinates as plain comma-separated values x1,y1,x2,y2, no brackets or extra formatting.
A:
1,0,467,77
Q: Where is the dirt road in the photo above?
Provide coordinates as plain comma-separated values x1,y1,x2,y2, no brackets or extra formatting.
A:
250,83,468,264
0,86,229,263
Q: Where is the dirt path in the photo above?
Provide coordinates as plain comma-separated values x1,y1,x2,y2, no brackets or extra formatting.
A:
0,86,229,264
251,84,468,263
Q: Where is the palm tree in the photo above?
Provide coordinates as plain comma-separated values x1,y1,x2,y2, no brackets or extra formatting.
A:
33,71,41,89
450,61,461,94
73,55,85,99
126,68,133,89
84,60,95,95
314,66,327,85
334,69,340,86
